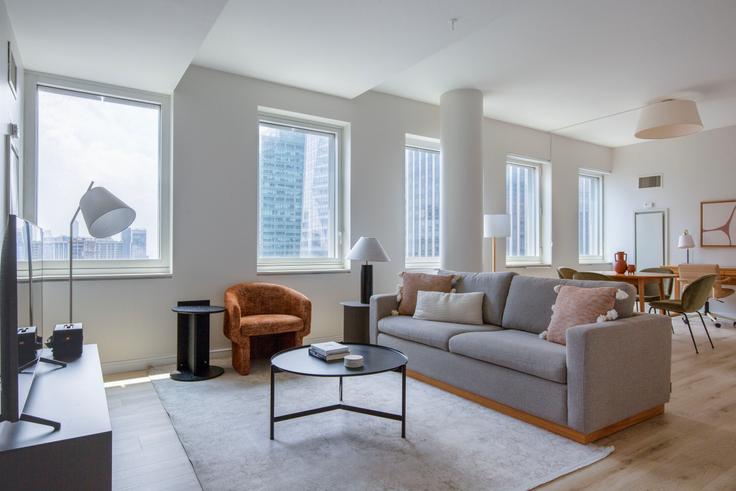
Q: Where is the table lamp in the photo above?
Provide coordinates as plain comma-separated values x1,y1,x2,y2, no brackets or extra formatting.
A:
677,229,695,264
68,181,136,323
346,237,390,304
484,214,510,272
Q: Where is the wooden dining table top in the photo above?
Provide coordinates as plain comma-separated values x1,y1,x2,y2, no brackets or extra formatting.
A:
591,271,677,279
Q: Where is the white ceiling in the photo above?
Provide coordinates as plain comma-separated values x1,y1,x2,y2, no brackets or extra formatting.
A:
5,0,228,93
193,0,520,99
7,0,736,147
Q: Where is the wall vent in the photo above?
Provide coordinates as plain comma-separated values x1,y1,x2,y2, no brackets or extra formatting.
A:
638,174,662,189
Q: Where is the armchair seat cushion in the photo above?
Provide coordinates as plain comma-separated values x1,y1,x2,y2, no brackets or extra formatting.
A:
449,330,567,383
377,315,499,350
240,314,304,336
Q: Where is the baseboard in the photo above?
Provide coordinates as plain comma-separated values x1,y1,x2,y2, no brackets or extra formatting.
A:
101,335,340,375
406,369,664,444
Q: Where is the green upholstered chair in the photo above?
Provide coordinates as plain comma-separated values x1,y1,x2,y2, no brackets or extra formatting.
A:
640,267,675,311
557,267,577,279
649,274,717,354
572,272,613,281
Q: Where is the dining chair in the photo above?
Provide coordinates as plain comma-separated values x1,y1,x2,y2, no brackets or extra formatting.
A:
572,272,613,281
640,267,674,312
678,264,736,328
649,274,717,354
557,267,577,279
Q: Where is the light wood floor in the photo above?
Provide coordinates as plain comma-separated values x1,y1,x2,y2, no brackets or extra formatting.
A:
105,317,736,490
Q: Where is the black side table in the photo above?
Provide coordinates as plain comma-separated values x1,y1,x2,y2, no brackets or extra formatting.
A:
340,301,370,343
171,300,225,382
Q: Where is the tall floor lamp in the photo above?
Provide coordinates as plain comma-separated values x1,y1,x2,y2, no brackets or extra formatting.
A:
68,181,136,323
484,214,510,273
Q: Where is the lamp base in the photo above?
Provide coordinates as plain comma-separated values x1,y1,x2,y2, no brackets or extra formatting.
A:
360,264,373,304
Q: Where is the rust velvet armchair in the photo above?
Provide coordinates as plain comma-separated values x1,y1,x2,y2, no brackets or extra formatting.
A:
224,282,311,375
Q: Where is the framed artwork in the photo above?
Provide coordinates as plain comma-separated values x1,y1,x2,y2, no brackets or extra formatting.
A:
701,200,736,247
7,41,17,99
5,133,19,215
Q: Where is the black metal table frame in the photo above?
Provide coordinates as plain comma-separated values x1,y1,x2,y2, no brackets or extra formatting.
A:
269,364,407,440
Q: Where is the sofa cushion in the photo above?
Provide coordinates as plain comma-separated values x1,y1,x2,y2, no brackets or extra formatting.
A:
240,314,303,335
501,276,637,334
377,315,499,350
413,291,485,325
449,330,567,383
439,270,516,325
546,286,617,345
398,272,455,315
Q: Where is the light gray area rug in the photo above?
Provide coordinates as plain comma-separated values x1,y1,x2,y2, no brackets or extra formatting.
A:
152,361,612,491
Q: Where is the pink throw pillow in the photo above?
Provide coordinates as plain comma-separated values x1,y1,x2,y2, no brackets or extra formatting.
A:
546,286,617,345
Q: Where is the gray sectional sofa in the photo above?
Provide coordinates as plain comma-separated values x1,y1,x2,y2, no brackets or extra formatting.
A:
370,271,673,442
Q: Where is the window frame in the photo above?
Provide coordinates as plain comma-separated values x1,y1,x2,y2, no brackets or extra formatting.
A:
578,169,605,264
23,71,172,278
256,110,348,274
404,136,441,270
505,155,545,266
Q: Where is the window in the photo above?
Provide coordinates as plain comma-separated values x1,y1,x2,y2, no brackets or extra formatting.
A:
257,113,346,273
506,156,543,264
29,73,171,276
405,139,440,269
579,171,604,262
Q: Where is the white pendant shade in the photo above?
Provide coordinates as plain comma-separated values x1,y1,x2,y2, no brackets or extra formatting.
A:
483,214,510,238
346,237,390,262
79,186,136,238
635,99,703,139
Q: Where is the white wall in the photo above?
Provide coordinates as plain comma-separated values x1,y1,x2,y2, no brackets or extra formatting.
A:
37,65,612,371
606,125,736,314
0,0,22,229
483,121,613,275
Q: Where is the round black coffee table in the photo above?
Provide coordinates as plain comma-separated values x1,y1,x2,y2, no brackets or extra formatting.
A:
269,344,408,440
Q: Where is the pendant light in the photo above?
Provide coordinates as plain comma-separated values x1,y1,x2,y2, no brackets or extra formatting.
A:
635,99,703,139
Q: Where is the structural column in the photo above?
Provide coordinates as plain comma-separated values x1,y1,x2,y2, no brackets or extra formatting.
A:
440,88,483,271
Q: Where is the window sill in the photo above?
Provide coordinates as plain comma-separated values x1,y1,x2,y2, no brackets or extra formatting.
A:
505,263,552,269
579,260,611,266
38,272,173,281
257,269,350,275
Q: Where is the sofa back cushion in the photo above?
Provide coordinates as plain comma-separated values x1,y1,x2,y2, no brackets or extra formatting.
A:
439,270,517,325
501,276,636,334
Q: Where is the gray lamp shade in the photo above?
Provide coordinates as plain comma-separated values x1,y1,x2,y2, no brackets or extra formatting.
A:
346,237,390,262
79,186,136,238
678,230,695,249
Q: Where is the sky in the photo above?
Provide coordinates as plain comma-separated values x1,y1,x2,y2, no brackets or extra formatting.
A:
37,88,160,259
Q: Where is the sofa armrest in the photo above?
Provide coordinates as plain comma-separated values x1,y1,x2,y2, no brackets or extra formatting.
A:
566,313,672,434
369,294,398,344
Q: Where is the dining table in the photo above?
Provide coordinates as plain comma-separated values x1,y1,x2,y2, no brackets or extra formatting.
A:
591,271,678,313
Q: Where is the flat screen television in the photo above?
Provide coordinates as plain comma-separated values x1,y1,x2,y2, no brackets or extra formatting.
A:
0,214,53,427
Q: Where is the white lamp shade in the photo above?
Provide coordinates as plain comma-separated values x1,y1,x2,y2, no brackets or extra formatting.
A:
484,214,510,238
346,237,390,262
678,232,695,249
635,99,703,139
79,186,136,238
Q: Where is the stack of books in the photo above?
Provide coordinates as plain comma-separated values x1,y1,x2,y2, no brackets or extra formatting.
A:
309,342,350,361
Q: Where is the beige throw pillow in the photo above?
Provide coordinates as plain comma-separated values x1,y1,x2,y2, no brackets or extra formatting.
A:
413,291,485,325
397,272,455,315
546,285,617,345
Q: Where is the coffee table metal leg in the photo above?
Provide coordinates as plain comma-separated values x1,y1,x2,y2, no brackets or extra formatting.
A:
401,365,406,438
270,365,275,440
339,376,343,402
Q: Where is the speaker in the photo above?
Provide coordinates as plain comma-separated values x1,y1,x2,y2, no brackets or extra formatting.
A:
51,323,83,361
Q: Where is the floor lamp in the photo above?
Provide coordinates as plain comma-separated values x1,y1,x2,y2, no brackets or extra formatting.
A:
68,181,136,324
484,214,510,273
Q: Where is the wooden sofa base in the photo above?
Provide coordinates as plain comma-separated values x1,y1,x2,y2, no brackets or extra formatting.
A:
406,369,665,444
